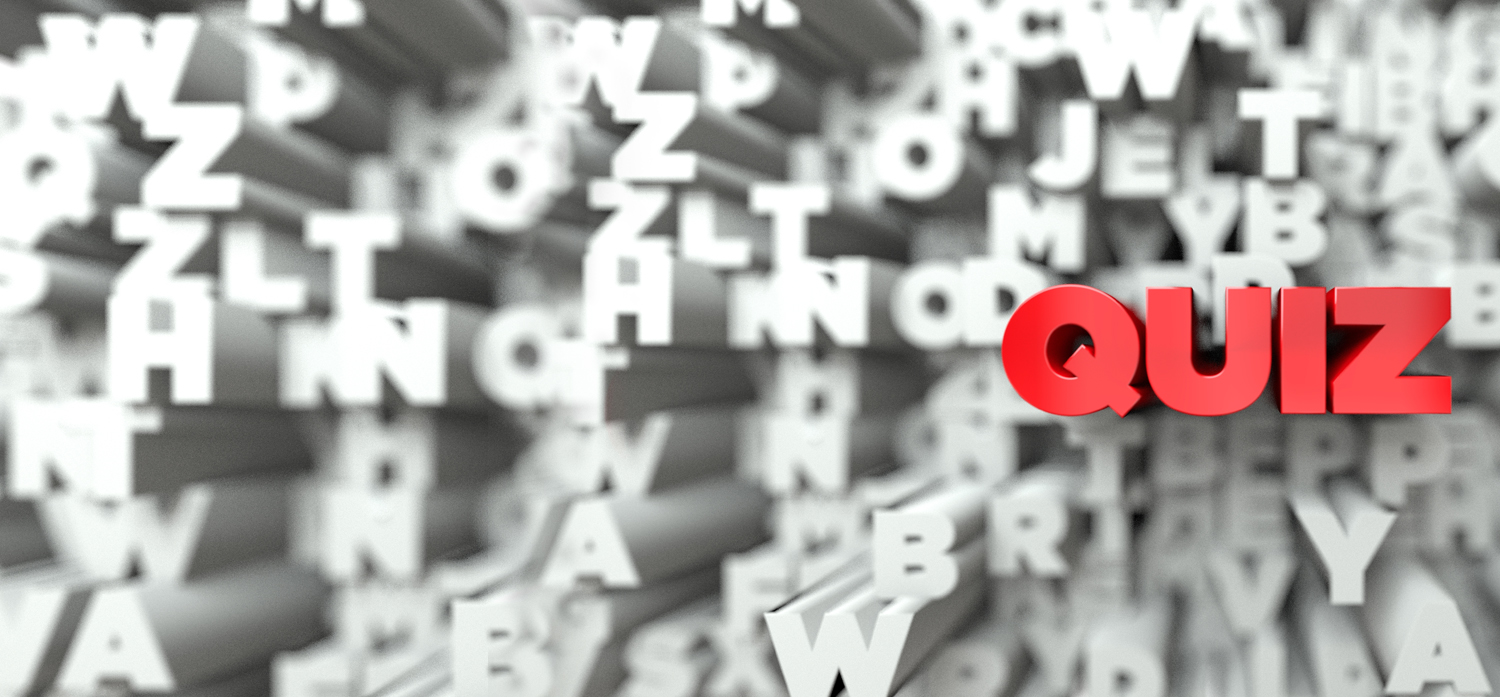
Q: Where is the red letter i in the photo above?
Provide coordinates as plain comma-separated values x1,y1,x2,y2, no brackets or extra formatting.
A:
1278,287,1326,414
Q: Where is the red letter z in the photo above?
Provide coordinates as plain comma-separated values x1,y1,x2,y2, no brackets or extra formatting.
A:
1328,287,1451,414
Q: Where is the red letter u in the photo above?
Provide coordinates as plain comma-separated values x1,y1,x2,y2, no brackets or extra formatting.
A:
1146,287,1272,416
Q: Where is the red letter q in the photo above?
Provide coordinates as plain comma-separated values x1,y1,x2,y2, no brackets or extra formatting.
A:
1002,285,1147,417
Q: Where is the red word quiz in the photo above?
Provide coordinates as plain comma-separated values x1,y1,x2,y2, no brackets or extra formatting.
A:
1004,285,1452,417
